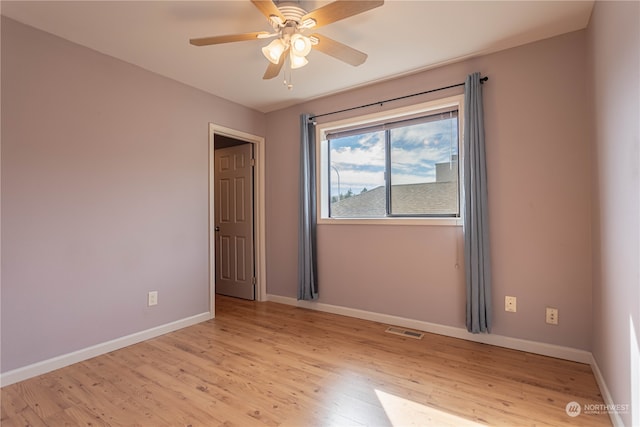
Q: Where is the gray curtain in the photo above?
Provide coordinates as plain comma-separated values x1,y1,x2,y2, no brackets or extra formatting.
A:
464,72,492,333
298,114,319,300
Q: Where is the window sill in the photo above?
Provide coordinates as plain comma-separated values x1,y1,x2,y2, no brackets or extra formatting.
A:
317,217,462,226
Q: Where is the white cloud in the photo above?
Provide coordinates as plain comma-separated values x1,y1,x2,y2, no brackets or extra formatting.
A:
329,118,459,193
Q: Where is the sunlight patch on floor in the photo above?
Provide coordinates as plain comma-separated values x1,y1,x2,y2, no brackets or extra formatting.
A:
375,389,486,427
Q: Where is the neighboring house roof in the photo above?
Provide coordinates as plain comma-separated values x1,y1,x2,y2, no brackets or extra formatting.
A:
331,181,459,217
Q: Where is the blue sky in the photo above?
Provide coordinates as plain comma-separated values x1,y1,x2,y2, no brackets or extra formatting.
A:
329,117,458,197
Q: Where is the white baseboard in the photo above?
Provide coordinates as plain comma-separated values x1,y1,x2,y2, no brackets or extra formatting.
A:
0,312,211,387
590,355,625,427
266,294,592,364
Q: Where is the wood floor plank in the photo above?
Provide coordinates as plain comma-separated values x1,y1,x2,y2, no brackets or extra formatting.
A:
1,385,29,421
88,357,224,426
1,295,612,427
2,405,49,427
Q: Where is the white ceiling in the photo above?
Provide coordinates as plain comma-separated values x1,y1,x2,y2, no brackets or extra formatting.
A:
2,1,594,113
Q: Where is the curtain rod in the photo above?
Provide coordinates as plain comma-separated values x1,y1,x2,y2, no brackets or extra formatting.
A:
309,76,488,121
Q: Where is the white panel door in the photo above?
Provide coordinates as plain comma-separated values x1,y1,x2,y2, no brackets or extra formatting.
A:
214,143,255,300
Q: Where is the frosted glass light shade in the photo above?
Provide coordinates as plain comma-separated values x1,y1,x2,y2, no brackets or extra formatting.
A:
290,34,312,57
262,39,286,64
290,52,309,69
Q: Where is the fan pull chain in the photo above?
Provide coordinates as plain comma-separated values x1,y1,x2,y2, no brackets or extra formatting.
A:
283,61,294,90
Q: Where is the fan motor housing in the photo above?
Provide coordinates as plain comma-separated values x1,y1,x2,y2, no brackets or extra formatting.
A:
277,2,307,23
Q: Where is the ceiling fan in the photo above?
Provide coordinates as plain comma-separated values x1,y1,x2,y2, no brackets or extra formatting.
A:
190,0,384,82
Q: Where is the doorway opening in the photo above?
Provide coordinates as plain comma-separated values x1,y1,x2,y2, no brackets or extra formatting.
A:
209,124,266,317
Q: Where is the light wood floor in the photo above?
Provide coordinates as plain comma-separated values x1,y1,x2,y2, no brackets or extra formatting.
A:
2,296,611,426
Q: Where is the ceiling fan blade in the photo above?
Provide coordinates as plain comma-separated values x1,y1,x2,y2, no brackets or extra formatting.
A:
263,48,289,80
251,0,285,22
311,34,368,66
190,32,269,46
302,0,384,29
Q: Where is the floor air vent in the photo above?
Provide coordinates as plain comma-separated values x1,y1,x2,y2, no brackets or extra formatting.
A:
385,326,424,339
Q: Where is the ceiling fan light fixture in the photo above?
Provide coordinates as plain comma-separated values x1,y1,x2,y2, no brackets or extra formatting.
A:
290,33,312,57
262,38,286,64
290,52,309,69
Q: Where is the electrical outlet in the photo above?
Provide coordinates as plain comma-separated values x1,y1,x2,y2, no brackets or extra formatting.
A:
148,291,158,307
546,307,558,325
505,296,517,312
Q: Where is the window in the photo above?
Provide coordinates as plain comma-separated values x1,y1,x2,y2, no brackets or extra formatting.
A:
318,95,463,223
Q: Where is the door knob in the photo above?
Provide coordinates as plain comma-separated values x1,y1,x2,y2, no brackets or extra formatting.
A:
215,226,220,232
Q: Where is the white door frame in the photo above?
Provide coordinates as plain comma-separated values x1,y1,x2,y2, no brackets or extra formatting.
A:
209,124,266,317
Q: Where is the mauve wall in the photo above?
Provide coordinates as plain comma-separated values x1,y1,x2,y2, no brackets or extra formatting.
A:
1,17,265,373
588,2,640,426
265,30,593,350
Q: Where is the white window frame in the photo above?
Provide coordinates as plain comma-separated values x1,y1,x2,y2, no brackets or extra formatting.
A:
316,94,464,226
